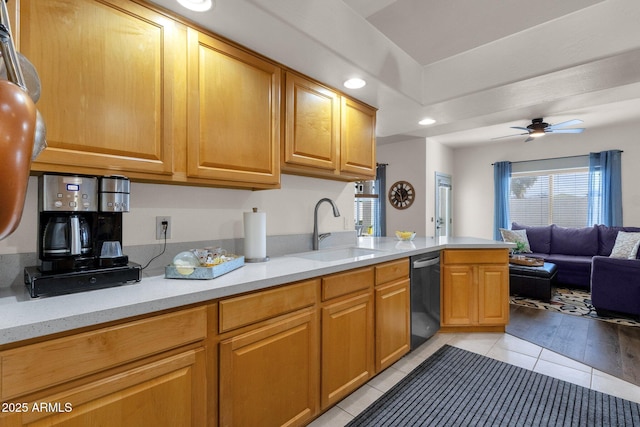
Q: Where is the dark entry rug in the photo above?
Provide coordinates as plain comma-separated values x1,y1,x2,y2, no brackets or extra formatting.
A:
346,345,640,426
510,287,640,328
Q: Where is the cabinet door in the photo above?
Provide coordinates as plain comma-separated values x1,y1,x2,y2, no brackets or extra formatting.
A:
187,28,280,187
20,0,182,176
375,278,410,372
219,310,318,427
321,292,374,409
478,265,509,325
1,349,206,427
340,97,376,179
441,265,476,326
283,72,340,173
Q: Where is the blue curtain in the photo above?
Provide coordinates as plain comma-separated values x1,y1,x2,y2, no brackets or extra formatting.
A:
493,161,511,240
374,164,387,236
588,150,623,226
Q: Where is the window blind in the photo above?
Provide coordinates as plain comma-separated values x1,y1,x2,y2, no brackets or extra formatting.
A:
509,167,591,227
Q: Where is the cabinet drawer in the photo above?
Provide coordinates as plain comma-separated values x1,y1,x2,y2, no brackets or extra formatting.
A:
219,279,318,333
17,349,205,426
442,249,508,265
1,307,207,399
322,267,374,301
375,258,409,285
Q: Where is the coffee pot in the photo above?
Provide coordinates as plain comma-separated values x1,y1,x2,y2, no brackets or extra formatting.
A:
25,173,141,297
42,215,91,257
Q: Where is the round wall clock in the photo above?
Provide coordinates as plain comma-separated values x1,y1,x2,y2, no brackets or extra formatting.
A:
388,180,415,210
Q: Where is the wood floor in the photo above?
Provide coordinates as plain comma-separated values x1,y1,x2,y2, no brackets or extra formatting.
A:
507,304,640,386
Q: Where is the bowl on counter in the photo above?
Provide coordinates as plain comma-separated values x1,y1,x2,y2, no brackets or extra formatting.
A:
395,231,416,241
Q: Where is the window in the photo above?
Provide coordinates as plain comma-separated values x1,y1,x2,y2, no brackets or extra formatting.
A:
354,196,377,235
509,156,596,227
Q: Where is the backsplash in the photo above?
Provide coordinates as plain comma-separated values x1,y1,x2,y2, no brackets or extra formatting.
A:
0,231,356,292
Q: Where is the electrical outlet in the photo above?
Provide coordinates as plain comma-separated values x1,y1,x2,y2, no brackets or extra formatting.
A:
156,216,172,240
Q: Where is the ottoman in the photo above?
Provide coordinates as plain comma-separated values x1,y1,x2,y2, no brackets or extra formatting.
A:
509,262,557,301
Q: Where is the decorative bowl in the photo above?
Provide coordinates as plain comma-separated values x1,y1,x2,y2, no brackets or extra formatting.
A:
395,231,416,241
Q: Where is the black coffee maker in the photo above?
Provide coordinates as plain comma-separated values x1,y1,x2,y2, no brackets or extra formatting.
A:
24,173,141,297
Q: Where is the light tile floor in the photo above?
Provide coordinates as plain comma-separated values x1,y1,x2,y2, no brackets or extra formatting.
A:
308,332,640,426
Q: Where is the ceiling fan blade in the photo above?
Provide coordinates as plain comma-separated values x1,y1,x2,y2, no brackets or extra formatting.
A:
510,126,531,132
524,136,535,142
546,119,583,130
491,132,528,140
547,128,585,134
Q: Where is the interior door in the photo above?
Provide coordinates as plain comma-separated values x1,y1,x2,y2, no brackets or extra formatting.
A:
435,173,452,238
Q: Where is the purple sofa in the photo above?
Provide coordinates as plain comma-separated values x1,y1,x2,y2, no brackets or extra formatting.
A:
510,222,640,317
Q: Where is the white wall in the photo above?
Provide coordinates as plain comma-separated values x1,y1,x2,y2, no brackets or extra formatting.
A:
0,174,354,255
377,137,454,237
377,138,427,236
426,138,454,235
453,120,640,239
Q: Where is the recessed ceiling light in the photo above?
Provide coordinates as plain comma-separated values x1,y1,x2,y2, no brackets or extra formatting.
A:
418,117,436,126
177,0,214,12
343,78,366,89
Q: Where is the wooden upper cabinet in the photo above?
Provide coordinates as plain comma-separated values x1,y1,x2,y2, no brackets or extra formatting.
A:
186,28,281,188
283,72,377,181
340,97,376,179
15,0,372,186
283,72,340,174
19,0,183,176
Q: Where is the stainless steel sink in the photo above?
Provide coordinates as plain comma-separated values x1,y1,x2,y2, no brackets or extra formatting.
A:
288,247,386,262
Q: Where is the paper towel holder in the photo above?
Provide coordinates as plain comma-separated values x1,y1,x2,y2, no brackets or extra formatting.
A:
244,207,270,263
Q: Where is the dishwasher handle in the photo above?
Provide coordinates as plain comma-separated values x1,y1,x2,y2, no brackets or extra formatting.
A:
413,257,440,269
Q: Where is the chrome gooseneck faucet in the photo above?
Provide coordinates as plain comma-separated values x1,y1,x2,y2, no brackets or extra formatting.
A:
313,198,341,250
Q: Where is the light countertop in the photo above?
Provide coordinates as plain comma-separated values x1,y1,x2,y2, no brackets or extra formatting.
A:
0,236,512,346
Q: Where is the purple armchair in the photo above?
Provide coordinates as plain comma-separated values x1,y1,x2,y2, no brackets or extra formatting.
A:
591,256,640,318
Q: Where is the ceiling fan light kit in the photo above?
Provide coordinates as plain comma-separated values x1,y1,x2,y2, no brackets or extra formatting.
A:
494,117,585,142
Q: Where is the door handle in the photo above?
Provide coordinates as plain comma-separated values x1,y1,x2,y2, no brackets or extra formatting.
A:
413,257,440,269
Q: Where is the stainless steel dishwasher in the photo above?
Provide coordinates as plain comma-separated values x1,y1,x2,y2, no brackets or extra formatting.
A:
410,253,441,350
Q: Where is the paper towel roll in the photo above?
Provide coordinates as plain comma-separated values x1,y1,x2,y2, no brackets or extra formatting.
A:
244,208,267,261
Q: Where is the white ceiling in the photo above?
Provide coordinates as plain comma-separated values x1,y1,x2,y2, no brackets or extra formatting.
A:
149,0,640,147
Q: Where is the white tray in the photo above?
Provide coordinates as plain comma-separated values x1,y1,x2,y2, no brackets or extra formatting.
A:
165,256,245,280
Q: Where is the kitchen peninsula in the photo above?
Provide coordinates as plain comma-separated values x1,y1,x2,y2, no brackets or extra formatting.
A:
0,236,511,427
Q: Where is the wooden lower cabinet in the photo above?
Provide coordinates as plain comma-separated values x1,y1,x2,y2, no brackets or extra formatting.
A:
0,259,415,427
320,267,375,410
375,279,410,371
218,309,318,427
374,259,410,372
321,292,374,409
0,307,208,427
441,249,510,331
1,349,206,427
477,265,511,325
441,264,475,326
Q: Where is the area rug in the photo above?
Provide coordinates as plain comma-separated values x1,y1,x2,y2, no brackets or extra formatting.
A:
510,287,640,328
346,345,640,426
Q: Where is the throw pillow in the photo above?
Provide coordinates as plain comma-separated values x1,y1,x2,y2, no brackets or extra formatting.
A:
609,231,640,259
499,228,532,253
632,240,640,260
512,222,552,254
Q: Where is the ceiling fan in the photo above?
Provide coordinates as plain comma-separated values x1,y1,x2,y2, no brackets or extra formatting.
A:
494,118,585,142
